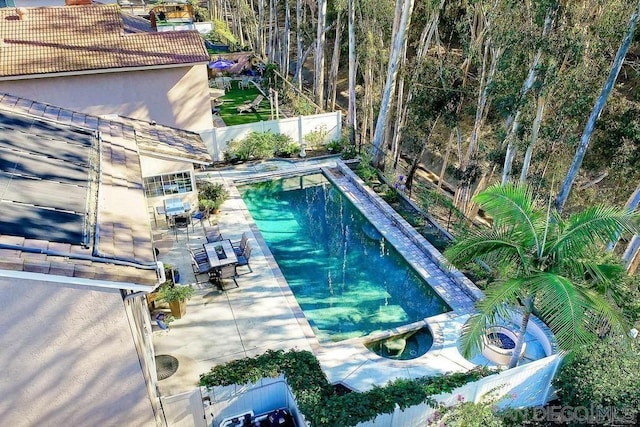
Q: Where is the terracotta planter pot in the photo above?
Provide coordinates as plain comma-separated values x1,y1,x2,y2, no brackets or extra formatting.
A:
169,299,187,319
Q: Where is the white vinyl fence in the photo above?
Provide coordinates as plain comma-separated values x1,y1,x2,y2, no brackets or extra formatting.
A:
353,354,562,427
199,112,342,161
200,353,560,427
203,375,306,427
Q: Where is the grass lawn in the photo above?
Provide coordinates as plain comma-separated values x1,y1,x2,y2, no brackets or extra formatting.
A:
218,86,271,126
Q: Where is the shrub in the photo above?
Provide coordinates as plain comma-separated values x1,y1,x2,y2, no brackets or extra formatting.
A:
429,401,504,427
199,349,496,427
198,182,228,212
355,152,379,184
290,94,316,116
224,131,298,161
553,339,640,419
303,125,328,150
273,134,300,157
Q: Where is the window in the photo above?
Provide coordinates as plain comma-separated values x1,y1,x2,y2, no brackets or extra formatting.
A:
143,171,193,198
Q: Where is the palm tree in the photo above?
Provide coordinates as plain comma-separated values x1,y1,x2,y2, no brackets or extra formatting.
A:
444,183,638,368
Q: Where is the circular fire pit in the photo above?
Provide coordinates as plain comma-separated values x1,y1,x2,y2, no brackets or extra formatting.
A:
481,326,526,366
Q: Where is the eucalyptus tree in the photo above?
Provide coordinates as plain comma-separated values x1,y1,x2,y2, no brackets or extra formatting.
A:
357,0,394,145
327,2,345,110
500,3,558,185
555,0,640,212
314,0,328,108
370,0,416,167
452,0,504,214
347,0,356,143
390,0,446,169
445,183,638,368
403,57,461,192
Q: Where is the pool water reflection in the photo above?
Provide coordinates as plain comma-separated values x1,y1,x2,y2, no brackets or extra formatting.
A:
240,174,451,342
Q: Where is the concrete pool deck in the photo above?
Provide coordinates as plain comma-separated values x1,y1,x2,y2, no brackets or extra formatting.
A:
152,157,548,397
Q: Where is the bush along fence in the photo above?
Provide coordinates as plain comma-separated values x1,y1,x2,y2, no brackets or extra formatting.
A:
199,349,496,427
199,111,342,161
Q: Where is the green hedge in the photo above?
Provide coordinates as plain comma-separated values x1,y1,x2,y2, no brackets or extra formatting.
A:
224,131,299,162
199,349,495,427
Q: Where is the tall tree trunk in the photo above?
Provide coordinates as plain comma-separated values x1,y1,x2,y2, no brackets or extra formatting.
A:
314,0,327,108
295,0,303,90
328,13,343,111
608,184,640,251
257,0,265,54
348,0,357,144
623,234,640,273
268,0,275,61
555,0,640,213
438,127,458,191
520,95,546,183
406,114,441,192
282,0,291,75
370,0,416,167
509,305,532,368
454,43,501,213
391,5,442,168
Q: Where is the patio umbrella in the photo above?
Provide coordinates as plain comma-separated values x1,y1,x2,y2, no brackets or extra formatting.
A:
208,59,234,70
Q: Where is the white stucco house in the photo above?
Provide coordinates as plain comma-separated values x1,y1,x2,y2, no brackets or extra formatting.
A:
0,93,211,425
0,3,214,135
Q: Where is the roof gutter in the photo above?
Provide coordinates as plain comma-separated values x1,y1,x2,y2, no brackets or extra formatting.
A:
0,268,157,292
0,243,158,270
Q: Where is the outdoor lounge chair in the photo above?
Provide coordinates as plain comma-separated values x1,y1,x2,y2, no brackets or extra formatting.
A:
236,95,264,113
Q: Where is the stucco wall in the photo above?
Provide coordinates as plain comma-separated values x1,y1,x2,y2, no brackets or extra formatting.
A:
0,277,156,426
0,65,213,132
140,155,199,212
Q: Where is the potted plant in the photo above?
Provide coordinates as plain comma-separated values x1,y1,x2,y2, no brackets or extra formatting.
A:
198,182,229,214
163,263,180,284
156,282,195,319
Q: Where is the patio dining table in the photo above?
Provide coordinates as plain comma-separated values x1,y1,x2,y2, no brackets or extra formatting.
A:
204,239,238,269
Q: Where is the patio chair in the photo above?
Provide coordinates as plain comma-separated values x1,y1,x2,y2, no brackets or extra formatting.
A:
189,247,208,264
213,263,238,290
235,244,252,274
232,232,249,256
203,224,223,243
191,209,210,228
236,95,264,113
189,249,211,283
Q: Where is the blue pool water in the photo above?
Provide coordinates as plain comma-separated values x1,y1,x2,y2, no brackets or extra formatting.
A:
240,174,451,342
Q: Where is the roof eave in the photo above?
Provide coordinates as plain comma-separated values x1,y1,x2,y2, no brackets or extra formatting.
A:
139,149,211,165
0,61,209,81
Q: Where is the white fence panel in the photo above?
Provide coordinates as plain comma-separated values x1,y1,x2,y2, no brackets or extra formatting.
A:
161,389,207,427
358,354,561,427
199,112,342,161
204,376,305,427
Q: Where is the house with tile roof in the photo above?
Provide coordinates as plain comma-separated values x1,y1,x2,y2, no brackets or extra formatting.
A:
0,4,214,137
0,93,210,425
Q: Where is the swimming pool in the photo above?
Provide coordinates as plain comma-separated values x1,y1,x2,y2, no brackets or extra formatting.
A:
240,173,451,342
